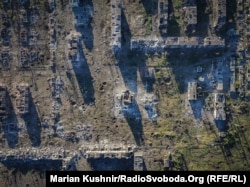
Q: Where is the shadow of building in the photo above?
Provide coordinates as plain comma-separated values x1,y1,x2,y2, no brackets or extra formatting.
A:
21,91,41,147
1,89,19,148
70,40,95,104
72,0,94,51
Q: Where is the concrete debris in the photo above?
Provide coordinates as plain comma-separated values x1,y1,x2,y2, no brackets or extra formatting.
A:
131,36,224,51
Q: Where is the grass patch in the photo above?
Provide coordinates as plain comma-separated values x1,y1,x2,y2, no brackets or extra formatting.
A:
172,0,183,9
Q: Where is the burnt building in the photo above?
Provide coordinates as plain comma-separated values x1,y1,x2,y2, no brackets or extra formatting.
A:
1,13,9,26
111,0,121,50
19,48,29,67
182,0,197,35
29,28,39,46
49,0,56,11
120,90,134,108
20,27,28,44
30,49,38,62
70,0,79,7
133,152,144,171
0,48,10,70
158,0,168,35
131,36,224,51
30,6,39,25
1,27,10,45
0,85,8,119
72,6,92,27
15,84,29,114
187,82,197,100
210,0,226,33
68,36,79,61
20,0,28,5
19,9,28,24
213,93,226,121
213,93,227,132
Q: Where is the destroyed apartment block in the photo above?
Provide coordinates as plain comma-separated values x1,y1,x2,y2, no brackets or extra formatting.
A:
29,49,38,63
183,0,196,6
19,48,29,67
20,28,28,44
246,49,250,61
246,7,250,20
158,0,168,34
216,68,223,92
20,0,28,5
144,100,158,121
182,1,197,34
0,48,10,69
247,66,250,83
49,15,56,29
50,99,60,124
74,125,92,141
50,49,56,64
49,28,56,49
230,61,236,93
67,36,79,61
238,65,245,97
246,24,250,39
164,152,174,171
238,65,244,83
19,9,28,24
85,150,133,160
237,3,244,21
38,52,45,64
29,30,38,46
120,90,134,108
15,84,29,114
217,77,223,92
187,81,197,100
131,36,224,51
1,27,11,44
140,67,155,79
49,0,56,11
247,65,250,97
213,93,226,121
30,6,39,24
73,7,91,27
134,151,144,171
247,46,250,56
1,13,9,25
51,77,64,99
211,0,226,32
70,0,80,8
82,143,136,157
0,147,67,162
0,85,9,119
8,123,18,133
111,0,121,50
